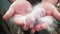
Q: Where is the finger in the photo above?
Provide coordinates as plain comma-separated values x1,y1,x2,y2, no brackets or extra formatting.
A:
30,27,36,34
35,24,41,31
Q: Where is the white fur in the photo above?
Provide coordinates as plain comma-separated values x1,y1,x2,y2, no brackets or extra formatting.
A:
38,16,57,32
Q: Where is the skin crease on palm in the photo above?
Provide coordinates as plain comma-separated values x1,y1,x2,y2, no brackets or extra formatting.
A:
3,0,60,34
